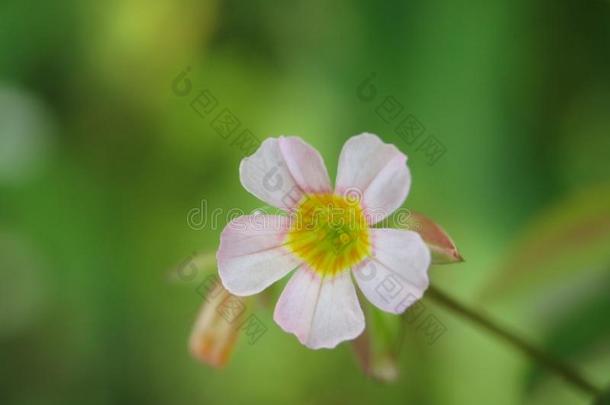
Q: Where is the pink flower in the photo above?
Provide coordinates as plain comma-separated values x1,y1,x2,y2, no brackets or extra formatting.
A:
217,133,431,349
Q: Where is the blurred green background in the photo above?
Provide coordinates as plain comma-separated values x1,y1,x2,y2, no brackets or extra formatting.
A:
1,0,610,404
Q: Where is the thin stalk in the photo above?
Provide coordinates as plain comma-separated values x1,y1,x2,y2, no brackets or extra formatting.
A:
425,284,602,398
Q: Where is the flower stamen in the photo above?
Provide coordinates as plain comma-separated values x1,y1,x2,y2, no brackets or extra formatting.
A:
285,194,371,275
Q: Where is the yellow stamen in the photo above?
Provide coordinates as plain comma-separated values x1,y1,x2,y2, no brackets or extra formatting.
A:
285,193,371,275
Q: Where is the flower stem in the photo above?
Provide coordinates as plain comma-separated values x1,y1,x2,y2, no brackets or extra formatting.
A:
425,284,602,397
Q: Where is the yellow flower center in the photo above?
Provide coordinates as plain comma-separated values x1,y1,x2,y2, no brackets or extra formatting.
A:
285,193,372,276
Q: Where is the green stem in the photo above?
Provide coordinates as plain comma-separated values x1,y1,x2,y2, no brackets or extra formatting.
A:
425,284,602,397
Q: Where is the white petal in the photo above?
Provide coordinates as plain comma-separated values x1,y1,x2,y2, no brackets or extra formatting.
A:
335,133,411,224
240,137,331,210
353,229,430,314
278,136,332,194
217,215,301,296
273,268,365,349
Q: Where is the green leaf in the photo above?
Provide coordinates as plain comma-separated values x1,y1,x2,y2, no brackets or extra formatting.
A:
482,185,610,300
524,273,610,393
594,387,610,405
